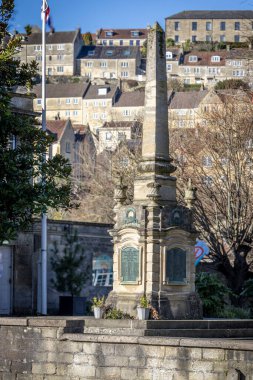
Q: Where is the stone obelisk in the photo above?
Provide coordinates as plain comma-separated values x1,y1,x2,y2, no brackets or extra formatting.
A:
108,23,201,319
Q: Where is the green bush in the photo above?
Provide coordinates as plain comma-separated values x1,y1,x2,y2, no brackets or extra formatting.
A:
103,306,134,320
217,306,251,319
195,272,231,317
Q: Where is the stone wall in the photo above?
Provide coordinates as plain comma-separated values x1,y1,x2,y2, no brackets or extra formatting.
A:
0,318,253,379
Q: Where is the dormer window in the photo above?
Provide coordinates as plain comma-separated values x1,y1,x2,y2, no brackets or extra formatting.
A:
211,55,220,62
166,51,173,60
98,88,108,96
105,31,113,37
189,55,198,62
131,30,140,37
88,50,95,56
123,50,130,56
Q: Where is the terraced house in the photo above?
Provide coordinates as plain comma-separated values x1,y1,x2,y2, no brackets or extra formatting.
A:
95,28,147,47
77,46,141,80
17,29,83,76
166,10,253,44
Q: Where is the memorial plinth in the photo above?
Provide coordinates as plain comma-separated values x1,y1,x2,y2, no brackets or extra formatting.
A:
108,23,201,319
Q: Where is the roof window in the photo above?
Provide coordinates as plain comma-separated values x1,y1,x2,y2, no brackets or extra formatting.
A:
211,55,221,62
98,88,109,96
189,55,198,62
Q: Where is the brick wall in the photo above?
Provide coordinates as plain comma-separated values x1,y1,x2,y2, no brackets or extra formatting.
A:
0,318,253,379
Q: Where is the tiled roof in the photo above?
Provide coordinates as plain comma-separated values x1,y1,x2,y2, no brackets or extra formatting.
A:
21,31,79,45
77,46,139,59
166,10,253,20
114,90,145,107
168,90,208,109
84,84,118,100
226,48,253,59
97,29,147,40
183,51,227,66
46,120,69,141
33,82,90,98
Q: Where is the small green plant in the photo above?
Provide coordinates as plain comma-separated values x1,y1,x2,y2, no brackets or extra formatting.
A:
217,306,251,319
104,306,134,319
139,294,149,308
92,296,105,308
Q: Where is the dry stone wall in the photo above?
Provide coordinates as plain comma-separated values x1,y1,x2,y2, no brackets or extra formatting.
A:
1,318,253,379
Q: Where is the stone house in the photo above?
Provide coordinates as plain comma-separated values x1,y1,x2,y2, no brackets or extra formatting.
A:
77,46,141,80
83,84,119,133
33,82,90,124
165,10,253,45
225,48,253,86
112,89,145,123
46,119,76,165
98,121,140,153
95,28,147,47
0,220,113,315
16,29,83,76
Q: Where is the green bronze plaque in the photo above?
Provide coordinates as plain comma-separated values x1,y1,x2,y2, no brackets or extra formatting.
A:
166,248,186,283
121,247,139,283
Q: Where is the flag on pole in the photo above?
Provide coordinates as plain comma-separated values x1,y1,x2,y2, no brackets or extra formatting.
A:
41,0,55,33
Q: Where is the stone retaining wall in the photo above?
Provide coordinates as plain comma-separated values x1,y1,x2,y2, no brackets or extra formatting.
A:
1,318,253,379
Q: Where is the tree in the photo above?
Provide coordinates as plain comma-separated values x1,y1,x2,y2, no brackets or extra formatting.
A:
50,229,89,297
171,92,253,304
24,24,32,36
82,32,93,46
215,79,250,91
166,38,175,48
0,0,74,243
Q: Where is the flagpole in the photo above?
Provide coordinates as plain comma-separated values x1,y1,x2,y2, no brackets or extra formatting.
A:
41,0,47,315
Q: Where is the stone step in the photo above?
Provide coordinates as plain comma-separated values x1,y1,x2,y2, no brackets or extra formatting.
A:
144,328,253,338
83,327,144,336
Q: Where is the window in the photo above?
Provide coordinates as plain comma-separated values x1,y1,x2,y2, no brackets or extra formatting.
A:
66,142,71,153
57,66,64,73
57,54,63,61
220,22,226,31
109,40,114,46
66,98,71,104
73,110,78,116
48,55,52,61
37,99,42,105
121,62,128,67
34,45,42,51
48,44,53,50
57,44,64,50
106,50,113,56
65,111,70,117
194,67,201,74
166,63,172,71
206,35,212,42
174,35,180,43
234,35,240,43
220,35,226,42
136,40,140,46
123,50,130,56
118,132,126,141
202,156,213,167
93,113,99,119
175,21,180,31
101,113,106,119
57,99,61,105
94,101,99,107
233,70,245,77
131,31,140,37
123,109,131,116
100,61,107,67
202,176,213,186
102,40,107,45
208,67,220,75
230,60,242,66
211,55,220,62
235,22,240,31
206,22,212,31
106,31,113,37
120,40,123,46
85,61,93,67
36,55,42,61
121,71,129,77
106,132,112,140
189,55,198,62
184,67,191,73
166,51,173,60
73,98,79,104
192,36,197,42
192,22,197,31
88,50,95,56
129,40,134,46
101,100,106,107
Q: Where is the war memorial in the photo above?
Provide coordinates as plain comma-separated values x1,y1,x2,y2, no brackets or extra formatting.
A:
1,24,253,380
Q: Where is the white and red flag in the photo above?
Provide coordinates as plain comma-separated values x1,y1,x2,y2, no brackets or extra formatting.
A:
41,0,54,32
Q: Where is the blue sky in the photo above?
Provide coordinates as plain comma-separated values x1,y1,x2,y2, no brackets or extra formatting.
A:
13,0,253,33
